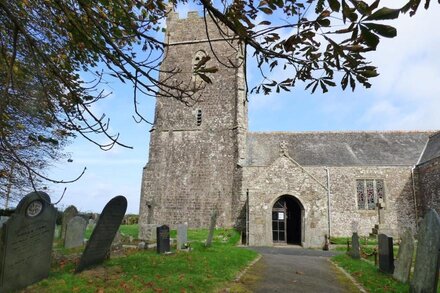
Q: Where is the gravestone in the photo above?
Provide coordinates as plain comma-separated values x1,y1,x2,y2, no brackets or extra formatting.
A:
87,218,96,231
0,192,56,292
410,209,440,293
75,196,127,273
156,225,170,253
349,232,360,259
177,223,188,250
61,205,78,241
393,229,414,283
206,209,218,247
378,233,394,274
143,224,159,243
0,216,9,227
54,225,61,239
64,216,87,249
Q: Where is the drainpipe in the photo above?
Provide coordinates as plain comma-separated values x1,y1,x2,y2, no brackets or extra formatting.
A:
325,167,331,238
246,189,249,246
411,166,419,231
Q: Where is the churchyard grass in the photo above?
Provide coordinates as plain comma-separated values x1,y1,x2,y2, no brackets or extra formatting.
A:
332,254,409,293
27,228,257,292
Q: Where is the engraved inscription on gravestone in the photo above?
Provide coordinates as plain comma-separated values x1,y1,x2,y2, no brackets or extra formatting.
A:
75,196,127,273
157,225,170,254
0,192,56,292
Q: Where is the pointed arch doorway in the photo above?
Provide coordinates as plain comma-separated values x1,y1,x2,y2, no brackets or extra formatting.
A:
272,195,304,245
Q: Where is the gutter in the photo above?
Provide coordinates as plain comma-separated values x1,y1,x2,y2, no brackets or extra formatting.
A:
325,167,331,238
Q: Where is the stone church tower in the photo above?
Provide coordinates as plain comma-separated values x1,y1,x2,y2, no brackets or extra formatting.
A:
138,11,247,238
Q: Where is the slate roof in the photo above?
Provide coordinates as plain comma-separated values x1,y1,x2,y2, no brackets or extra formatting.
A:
245,131,433,167
418,131,440,165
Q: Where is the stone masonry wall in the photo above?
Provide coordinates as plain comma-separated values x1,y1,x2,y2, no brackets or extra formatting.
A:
243,155,416,247
415,157,440,218
138,12,246,239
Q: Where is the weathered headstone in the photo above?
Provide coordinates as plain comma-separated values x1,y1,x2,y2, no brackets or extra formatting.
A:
0,216,9,227
142,224,159,243
54,225,61,239
156,225,170,253
206,209,218,247
378,233,394,274
87,218,96,231
410,209,440,293
177,223,188,250
61,205,78,240
75,196,127,273
64,216,87,249
349,232,360,259
393,229,414,283
0,192,56,292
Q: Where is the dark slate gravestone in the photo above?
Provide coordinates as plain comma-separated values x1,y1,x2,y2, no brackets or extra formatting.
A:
61,205,78,241
378,233,394,274
410,209,440,293
393,229,414,283
75,196,127,273
349,232,360,259
206,209,218,247
64,216,87,249
156,225,170,254
0,192,56,292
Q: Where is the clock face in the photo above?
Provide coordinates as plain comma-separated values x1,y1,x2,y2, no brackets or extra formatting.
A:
26,200,43,217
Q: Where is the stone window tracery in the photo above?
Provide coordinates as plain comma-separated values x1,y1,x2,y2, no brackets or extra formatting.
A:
356,179,385,210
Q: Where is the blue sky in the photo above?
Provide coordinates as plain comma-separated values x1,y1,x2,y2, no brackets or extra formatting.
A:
35,3,440,214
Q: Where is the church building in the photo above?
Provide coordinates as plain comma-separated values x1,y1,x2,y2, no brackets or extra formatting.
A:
138,11,440,247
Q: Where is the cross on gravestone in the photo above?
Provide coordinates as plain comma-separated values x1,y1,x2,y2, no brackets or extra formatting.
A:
349,232,360,259
378,233,394,274
393,229,414,283
177,223,188,250
61,205,78,241
0,192,57,292
410,209,440,293
206,209,218,247
75,196,127,273
156,225,171,253
64,216,87,249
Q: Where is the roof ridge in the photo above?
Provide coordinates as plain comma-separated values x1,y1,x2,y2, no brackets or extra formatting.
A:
248,130,436,135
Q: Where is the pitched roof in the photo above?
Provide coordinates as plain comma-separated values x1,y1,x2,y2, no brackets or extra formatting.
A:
245,131,432,167
418,131,440,165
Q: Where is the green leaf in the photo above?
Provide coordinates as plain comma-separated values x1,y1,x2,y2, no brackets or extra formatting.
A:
363,23,397,38
360,25,380,49
327,0,341,12
365,7,400,20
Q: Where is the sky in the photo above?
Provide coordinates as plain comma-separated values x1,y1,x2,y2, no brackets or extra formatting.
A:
10,3,439,214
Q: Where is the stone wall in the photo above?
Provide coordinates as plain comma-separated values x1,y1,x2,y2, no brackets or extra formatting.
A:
415,157,440,218
138,12,246,239
243,154,417,247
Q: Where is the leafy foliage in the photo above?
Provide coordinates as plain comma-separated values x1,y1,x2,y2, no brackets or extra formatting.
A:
0,0,436,193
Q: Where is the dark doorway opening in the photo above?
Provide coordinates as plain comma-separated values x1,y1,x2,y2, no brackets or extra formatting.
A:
272,195,303,245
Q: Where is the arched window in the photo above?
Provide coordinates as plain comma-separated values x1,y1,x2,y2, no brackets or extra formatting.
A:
192,50,208,84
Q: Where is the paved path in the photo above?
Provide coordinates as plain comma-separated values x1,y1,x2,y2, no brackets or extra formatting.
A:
234,246,360,293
